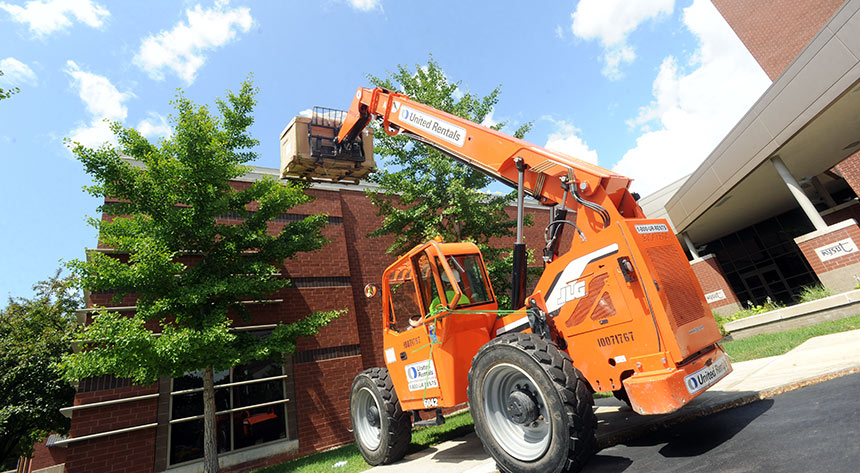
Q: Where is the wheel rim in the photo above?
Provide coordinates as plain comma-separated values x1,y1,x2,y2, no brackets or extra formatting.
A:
355,386,382,450
482,363,552,461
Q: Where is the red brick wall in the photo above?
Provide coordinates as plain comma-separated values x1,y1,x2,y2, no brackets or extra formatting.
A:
835,150,860,199
47,183,576,473
64,430,156,473
28,440,66,471
795,223,860,274
340,190,397,370
711,0,844,80
63,385,159,473
690,255,741,310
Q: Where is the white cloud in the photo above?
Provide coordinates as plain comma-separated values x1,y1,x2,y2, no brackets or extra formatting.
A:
64,60,132,149
347,0,380,11
0,0,109,37
571,0,674,79
480,110,498,128
612,0,771,196
68,119,115,149
0,57,38,86
554,25,564,40
138,112,171,139
543,117,599,165
298,108,313,118
64,60,129,120
134,0,252,85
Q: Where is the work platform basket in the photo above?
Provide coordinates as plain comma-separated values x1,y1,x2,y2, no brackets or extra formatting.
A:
279,107,375,184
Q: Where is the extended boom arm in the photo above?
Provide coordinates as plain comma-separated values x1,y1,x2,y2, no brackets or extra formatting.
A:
335,87,646,230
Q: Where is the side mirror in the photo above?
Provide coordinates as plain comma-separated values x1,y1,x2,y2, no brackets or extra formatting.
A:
364,284,378,298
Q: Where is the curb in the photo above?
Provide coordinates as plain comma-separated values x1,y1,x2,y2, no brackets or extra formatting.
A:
596,364,860,449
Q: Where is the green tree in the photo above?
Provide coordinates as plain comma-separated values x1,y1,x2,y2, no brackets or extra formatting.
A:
0,272,79,467
367,58,532,308
0,69,20,101
61,80,341,473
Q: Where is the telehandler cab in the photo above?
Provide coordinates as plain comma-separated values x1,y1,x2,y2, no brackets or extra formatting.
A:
288,88,732,473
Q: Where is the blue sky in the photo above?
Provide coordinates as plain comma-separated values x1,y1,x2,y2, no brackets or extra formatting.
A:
0,0,771,303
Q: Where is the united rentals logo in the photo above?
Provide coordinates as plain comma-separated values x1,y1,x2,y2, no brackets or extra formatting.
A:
405,360,438,391
399,105,466,147
684,357,729,394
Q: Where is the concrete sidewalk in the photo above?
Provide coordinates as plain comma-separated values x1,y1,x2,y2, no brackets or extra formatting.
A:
369,329,860,473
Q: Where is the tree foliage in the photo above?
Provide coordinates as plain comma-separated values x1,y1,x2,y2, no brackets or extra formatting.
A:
367,58,532,307
0,272,79,466
0,69,20,101
61,79,342,472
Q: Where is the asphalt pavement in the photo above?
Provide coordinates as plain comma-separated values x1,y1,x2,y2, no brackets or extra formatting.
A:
585,371,860,472
369,329,860,473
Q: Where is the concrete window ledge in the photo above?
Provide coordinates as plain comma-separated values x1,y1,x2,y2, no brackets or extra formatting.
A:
164,439,298,473
724,289,860,339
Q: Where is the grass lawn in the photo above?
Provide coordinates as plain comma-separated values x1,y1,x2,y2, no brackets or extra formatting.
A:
258,314,860,472
255,411,475,473
722,314,860,362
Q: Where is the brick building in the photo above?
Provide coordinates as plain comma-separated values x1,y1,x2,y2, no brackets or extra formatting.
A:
641,0,860,314
24,0,860,471
26,166,567,473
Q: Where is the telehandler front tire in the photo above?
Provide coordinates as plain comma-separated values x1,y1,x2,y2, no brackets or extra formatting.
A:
468,333,596,473
350,367,412,465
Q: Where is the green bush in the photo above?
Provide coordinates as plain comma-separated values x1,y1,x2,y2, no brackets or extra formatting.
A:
714,298,783,335
796,284,831,303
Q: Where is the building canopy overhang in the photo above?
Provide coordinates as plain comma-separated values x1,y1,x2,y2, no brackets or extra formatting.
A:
666,0,860,245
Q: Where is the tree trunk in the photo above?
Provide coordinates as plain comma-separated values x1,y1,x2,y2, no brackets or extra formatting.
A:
202,365,220,473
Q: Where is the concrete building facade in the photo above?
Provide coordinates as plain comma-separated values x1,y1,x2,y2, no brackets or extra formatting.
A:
640,0,860,313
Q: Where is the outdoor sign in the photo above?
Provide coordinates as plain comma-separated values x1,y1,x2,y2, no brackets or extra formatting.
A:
705,289,727,303
814,238,857,263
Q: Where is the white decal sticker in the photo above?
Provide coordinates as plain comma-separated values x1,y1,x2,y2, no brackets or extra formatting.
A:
495,316,530,336
635,223,669,234
405,359,438,392
545,244,619,313
705,289,726,303
815,238,857,262
684,355,730,395
385,347,396,364
555,280,587,307
399,105,466,147
423,397,439,408
614,355,627,363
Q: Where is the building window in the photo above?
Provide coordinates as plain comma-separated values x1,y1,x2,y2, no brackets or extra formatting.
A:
702,207,818,305
168,359,290,466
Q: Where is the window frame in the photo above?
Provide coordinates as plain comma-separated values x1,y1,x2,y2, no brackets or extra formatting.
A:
166,359,292,467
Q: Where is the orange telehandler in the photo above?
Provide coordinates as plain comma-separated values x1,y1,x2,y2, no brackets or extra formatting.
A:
330,88,731,473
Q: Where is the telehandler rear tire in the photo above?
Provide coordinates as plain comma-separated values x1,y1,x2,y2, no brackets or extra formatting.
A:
350,367,412,465
468,333,596,473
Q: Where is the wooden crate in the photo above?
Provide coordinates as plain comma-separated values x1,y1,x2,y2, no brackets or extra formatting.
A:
279,116,375,184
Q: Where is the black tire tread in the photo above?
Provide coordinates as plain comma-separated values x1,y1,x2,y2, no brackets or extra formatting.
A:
352,367,412,465
468,333,597,473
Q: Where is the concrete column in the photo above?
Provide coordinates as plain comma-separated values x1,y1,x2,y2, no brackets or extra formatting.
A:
683,233,700,260
772,156,827,231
